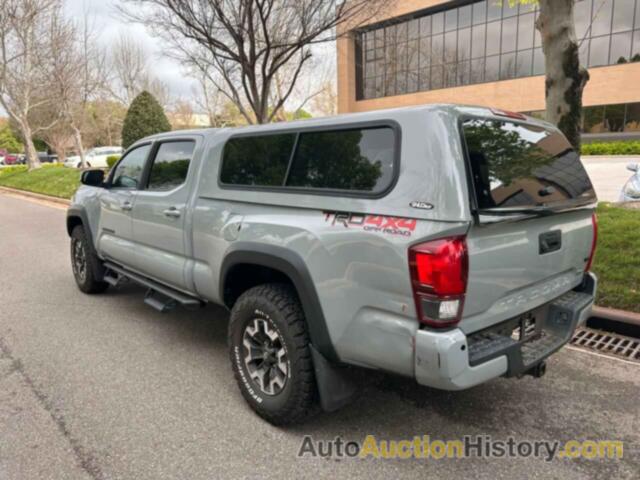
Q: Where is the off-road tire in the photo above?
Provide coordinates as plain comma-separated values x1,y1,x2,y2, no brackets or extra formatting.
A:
228,283,317,425
70,225,108,294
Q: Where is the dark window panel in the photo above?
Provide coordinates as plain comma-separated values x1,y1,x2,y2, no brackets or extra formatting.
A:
637,0,640,29
432,34,445,65
365,48,377,61
501,16,518,54
633,30,640,60
364,77,376,98
500,52,516,79
592,0,613,37
147,141,194,191
385,24,396,45
583,106,606,132
485,54,500,81
518,13,535,51
397,41,409,71
625,102,640,131
445,30,457,62
472,24,486,58
459,5,472,28
612,0,634,33
445,8,458,32
396,71,408,95
579,38,590,66
458,27,472,61
574,0,593,40
603,103,626,131
534,23,542,47
375,29,385,49
431,64,444,88
408,19,420,40
287,128,396,193
486,21,501,56
487,0,502,21
471,58,485,83
365,60,376,78
457,60,471,85
407,70,419,93
516,49,533,77
408,39,420,70
221,135,295,187
503,0,518,18
609,31,632,63
384,72,396,96
419,68,431,91
589,35,610,66
472,1,487,25
533,47,545,75
432,12,444,35
444,63,457,87
420,15,431,37
365,31,374,50
420,36,432,67
375,76,384,97
397,21,408,42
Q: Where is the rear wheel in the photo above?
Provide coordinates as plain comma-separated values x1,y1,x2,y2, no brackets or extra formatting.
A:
228,284,316,425
70,225,108,294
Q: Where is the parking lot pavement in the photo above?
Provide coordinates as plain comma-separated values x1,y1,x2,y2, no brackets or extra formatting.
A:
582,156,638,202
0,192,638,480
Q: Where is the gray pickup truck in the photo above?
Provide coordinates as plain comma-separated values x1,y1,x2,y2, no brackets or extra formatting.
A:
67,105,598,425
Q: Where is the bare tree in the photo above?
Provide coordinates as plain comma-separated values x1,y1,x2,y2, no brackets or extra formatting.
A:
48,7,107,168
109,33,172,108
0,0,59,169
192,71,225,127
119,0,388,124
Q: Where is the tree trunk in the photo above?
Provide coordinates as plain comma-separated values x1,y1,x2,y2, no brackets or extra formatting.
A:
21,123,41,170
72,126,87,168
537,0,589,151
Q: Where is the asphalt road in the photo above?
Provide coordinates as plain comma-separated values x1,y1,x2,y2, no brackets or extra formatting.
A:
0,192,638,480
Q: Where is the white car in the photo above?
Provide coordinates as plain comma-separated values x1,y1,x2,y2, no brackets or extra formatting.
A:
64,146,123,168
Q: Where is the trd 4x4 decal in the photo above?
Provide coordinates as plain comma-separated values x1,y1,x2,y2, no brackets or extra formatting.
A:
323,211,417,237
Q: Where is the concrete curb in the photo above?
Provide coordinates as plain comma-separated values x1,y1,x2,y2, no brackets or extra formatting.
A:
0,186,71,206
592,306,640,327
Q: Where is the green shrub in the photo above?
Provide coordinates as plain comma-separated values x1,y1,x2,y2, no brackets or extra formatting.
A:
106,155,121,169
581,140,640,156
121,91,171,148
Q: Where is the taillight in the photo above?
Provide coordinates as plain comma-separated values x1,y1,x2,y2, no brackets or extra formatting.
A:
585,213,598,272
408,236,468,328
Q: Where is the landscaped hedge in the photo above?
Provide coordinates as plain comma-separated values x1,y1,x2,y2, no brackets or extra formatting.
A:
582,141,640,156
106,155,121,169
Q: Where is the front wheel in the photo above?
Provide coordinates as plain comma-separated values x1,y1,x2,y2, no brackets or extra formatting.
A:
70,225,108,294
228,284,317,425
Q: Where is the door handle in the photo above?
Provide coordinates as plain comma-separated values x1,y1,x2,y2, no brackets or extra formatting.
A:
121,201,133,211
163,207,181,218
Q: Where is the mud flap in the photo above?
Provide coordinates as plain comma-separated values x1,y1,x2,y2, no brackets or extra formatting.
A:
310,345,358,412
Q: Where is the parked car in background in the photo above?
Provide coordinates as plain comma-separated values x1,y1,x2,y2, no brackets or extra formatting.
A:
64,147,124,169
4,153,20,165
620,163,640,201
38,152,57,163
0,149,7,165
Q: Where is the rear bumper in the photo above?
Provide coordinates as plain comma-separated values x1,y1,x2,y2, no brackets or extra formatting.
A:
414,272,597,390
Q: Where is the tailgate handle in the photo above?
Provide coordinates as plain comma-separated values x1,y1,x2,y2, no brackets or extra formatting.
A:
539,230,562,254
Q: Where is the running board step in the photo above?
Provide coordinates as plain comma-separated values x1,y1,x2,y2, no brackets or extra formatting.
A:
104,262,203,311
103,271,125,287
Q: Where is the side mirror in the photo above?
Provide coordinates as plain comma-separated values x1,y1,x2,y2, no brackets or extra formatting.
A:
81,169,106,187
627,163,639,173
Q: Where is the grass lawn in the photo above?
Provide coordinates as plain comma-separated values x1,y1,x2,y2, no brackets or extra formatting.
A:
0,165,80,199
592,203,640,313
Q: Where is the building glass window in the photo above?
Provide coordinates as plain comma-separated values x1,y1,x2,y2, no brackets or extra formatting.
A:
357,0,640,101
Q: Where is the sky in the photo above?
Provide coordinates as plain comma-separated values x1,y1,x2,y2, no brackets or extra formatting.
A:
65,0,198,101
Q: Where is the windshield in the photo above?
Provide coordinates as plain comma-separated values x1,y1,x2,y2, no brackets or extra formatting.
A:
462,118,596,211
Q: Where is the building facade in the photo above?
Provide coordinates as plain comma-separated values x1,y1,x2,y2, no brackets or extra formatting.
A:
337,0,640,139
